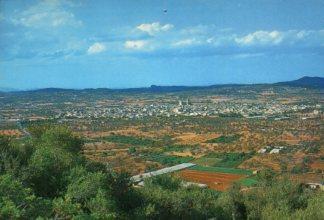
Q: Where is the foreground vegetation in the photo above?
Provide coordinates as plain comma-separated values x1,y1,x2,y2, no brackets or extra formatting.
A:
0,125,323,219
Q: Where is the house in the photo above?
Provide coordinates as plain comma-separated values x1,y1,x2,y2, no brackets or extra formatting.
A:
269,148,280,154
252,170,259,175
305,182,324,191
258,148,267,154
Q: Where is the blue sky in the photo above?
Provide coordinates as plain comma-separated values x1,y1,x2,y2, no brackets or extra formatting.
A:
0,0,323,89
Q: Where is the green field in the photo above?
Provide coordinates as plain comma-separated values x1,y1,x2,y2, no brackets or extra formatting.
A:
194,157,222,166
238,177,258,186
189,165,253,175
194,152,254,168
205,134,241,144
142,153,194,166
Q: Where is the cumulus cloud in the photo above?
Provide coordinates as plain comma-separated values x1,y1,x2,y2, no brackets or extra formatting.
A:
119,26,324,58
124,40,149,50
87,42,106,54
11,0,82,28
235,31,283,46
137,22,173,35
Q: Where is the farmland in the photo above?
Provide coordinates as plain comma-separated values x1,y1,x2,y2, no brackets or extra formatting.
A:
0,83,323,192
179,169,246,191
205,134,241,144
189,165,253,175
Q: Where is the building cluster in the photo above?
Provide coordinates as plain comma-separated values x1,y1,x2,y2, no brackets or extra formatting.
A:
58,100,320,119
0,98,321,121
258,146,287,154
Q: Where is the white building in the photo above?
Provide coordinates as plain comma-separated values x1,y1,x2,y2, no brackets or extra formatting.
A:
270,148,280,154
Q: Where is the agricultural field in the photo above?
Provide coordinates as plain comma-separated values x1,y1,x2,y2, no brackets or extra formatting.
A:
179,169,248,191
0,84,323,191
0,129,22,137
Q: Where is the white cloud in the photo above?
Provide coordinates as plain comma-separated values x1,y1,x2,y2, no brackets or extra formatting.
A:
232,53,265,59
137,22,173,35
235,31,283,46
11,0,82,28
124,40,148,50
172,38,200,47
87,42,106,54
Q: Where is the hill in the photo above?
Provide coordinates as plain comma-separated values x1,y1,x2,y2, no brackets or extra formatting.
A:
1,76,323,93
275,76,324,89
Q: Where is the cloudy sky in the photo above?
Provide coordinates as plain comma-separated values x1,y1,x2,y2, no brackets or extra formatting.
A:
0,0,324,89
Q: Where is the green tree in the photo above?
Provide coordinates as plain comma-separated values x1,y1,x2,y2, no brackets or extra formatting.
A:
27,146,75,198
40,126,83,154
0,174,51,219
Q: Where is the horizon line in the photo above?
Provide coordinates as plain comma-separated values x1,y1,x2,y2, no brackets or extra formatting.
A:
1,76,322,92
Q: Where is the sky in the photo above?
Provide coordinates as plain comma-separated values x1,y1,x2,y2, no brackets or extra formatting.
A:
0,0,324,90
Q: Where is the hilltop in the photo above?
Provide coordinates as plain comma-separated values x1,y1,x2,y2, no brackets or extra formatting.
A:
275,76,324,88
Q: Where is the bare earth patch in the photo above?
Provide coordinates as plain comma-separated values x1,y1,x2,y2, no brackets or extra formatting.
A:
178,169,245,191
0,129,22,137
174,132,220,145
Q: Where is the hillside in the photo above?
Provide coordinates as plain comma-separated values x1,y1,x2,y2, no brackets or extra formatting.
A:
275,76,324,89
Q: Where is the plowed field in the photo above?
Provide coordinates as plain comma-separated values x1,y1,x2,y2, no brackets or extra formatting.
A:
0,129,22,136
179,169,245,191
310,161,324,171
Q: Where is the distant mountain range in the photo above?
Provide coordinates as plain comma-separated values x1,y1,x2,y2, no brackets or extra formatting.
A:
0,87,19,92
1,76,323,93
274,76,324,88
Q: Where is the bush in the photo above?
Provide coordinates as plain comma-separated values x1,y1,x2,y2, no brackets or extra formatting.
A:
0,174,51,219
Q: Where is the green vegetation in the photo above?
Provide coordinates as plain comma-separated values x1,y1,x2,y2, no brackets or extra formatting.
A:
161,144,198,152
142,153,194,166
206,134,241,144
195,152,254,168
194,157,222,166
238,177,258,186
0,125,323,219
101,134,160,146
189,165,253,175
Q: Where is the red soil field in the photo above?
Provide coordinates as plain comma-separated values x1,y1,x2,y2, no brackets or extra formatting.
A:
0,129,22,137
179,169,245,191
310,161,324,171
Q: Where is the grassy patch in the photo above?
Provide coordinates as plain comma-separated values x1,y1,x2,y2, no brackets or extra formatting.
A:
194,152,254,168
189,165,252,175
211,152,253,168
194,157,222,166
239,177,258,186
142,153,194,166
205,134,241,144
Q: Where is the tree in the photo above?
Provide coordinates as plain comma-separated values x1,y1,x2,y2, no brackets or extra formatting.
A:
218,183,246,220
40,126,83,154
128,146,136,155
0,174,51,219
27,146,75,198
138,175,225,219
